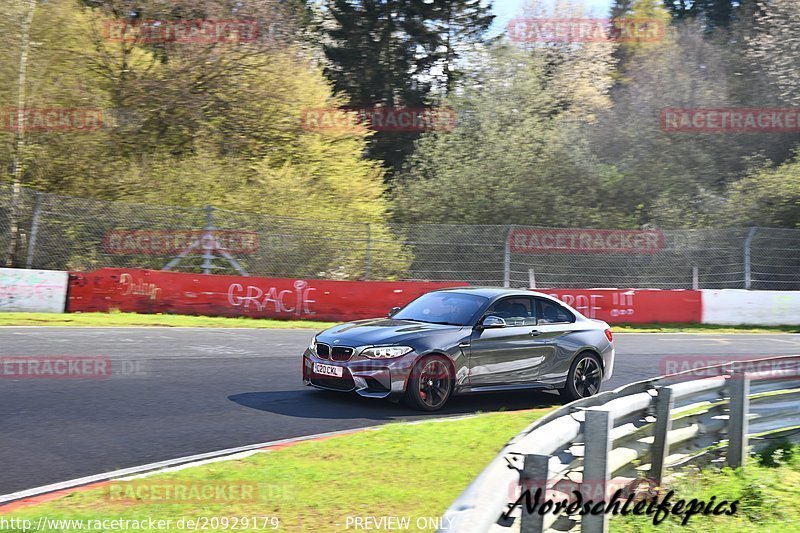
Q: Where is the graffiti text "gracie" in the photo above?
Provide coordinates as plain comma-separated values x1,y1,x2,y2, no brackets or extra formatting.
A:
227,281,316,315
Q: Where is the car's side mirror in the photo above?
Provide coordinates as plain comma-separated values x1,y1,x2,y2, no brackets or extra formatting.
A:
388,306,402,318
478,315,506,329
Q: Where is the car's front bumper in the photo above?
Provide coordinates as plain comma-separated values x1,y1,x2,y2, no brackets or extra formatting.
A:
302,349,414,402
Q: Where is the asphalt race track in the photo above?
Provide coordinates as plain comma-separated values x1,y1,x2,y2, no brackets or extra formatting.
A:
1,328,799,494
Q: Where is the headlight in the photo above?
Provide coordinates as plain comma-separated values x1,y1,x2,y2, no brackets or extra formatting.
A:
362,346,414,359
308,337,317,351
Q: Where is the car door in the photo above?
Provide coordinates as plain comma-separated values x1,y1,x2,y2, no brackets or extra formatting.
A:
530,297,584,385
467,296,555,386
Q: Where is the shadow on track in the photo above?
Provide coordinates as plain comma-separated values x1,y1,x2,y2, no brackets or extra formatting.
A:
229,388,561,421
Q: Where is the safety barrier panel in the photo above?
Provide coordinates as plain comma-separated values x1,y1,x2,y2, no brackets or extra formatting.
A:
702,289,800,325
439,356,800,532
0,268,68,313
542,289,702,324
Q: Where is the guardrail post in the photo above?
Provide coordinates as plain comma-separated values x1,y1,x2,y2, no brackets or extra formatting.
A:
583,408,612,533
727,371,750,468
520,454,549,533
650,386,674,484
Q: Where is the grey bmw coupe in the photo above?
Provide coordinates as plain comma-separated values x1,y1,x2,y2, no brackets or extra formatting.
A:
302,288,615,411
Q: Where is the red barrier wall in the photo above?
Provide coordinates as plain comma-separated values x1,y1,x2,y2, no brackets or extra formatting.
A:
541,289,703,324
66,269,703,324
67,268,468,322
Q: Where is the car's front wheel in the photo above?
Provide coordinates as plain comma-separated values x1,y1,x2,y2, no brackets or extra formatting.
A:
405,356,453,411
560,352,603,402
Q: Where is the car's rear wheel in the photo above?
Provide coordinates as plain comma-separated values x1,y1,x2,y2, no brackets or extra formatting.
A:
405,356,453,411
560,352,603,402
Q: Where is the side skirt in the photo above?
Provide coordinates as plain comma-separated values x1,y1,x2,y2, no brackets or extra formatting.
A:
454,382,559,395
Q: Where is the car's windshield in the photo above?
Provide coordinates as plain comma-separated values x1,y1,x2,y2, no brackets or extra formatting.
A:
393,292,488,326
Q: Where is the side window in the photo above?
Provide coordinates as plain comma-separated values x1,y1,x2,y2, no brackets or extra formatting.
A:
485,297,537,326
536,299,575,324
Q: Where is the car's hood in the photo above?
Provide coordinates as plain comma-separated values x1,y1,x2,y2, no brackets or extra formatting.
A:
316,318,466,346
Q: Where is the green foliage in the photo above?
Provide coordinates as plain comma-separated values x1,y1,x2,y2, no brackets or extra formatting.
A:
392,43,630,227
755,439,797,468
0,0,409,278
717,155,800,228
615,445,800,531
3,0,800,242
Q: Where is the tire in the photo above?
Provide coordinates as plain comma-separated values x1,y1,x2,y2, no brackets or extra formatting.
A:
404,355,454,411
560,352,603,403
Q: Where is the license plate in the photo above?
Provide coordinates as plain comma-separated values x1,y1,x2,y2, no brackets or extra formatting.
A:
313,362,343,378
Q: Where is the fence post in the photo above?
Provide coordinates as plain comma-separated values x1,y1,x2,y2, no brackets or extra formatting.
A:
583,408,612,533
651,386,675,484
202,204,215,275
692,266,699,290
364,223,372,281
503,225,515,288
5,182,22,268
25,191,43,269
743,227,757,290
519,454,549,533
727,371,750,468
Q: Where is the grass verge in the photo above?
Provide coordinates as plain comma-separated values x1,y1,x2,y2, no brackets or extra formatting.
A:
0,409,551,532
0,312,797,333
613,441,800,532
612,323,800,334
0,312,336,330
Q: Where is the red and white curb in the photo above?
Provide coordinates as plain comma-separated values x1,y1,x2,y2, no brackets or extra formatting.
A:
0,413,485,513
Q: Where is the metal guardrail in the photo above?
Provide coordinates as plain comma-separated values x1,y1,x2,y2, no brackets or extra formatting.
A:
440,355,800,533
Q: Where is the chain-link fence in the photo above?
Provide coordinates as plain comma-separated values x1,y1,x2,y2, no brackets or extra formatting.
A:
1,183,799,289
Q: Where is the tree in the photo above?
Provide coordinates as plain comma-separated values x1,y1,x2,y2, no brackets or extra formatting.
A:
322,0,440,172
588,14,800,228
609,0,672,74
0,0,118,197
430,0,495,95
322,0,495,174
0,0,411,278
78,0,307,160
3,0,36,266
664,0,759,31
746,0,800,107
393,43,625,227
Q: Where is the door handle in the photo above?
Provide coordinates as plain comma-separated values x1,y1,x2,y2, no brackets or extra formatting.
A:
529,330,542,337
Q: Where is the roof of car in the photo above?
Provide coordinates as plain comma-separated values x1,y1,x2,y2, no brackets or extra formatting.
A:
437,287,553,299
